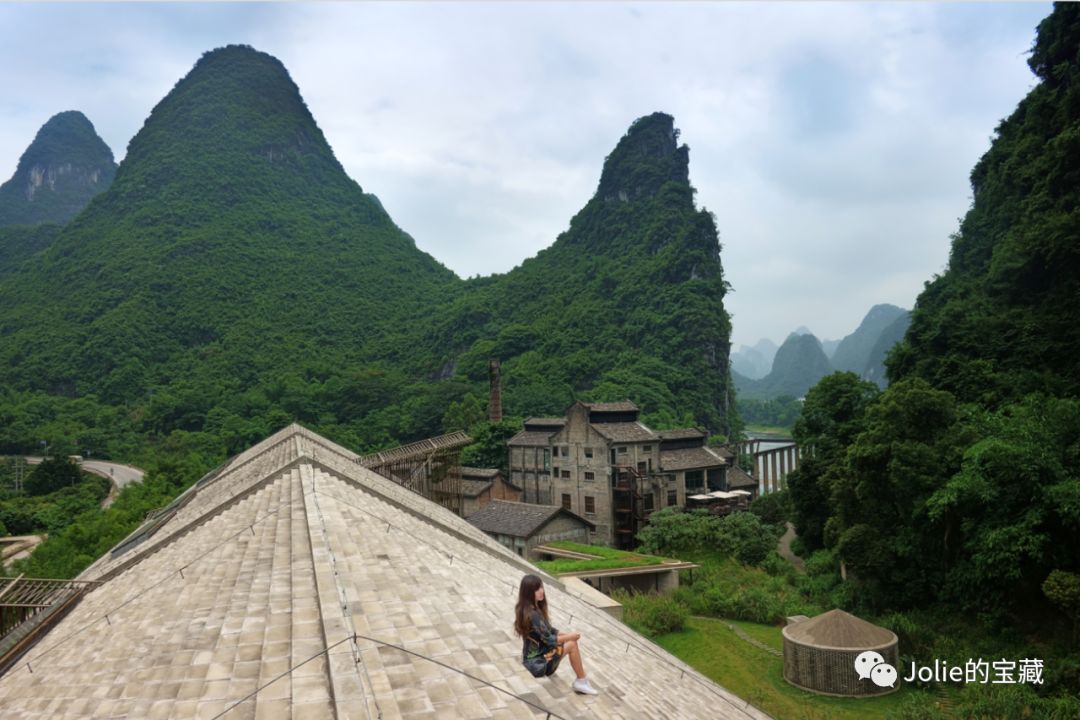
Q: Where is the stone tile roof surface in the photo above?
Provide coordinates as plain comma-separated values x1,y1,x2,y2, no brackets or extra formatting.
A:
584,401,639,412
590,422,658,443
656,428,706,441
459,479,494,497
522,417,566,428
459,467,501,480
726,465,759,490
0,424,770,720
507,430,557,447
659,446,730,472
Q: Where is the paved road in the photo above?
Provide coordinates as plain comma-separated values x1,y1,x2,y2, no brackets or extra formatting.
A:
23,456,146,509
777,521,806,574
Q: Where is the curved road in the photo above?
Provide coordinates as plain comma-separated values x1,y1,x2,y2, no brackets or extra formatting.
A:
23,456,145,508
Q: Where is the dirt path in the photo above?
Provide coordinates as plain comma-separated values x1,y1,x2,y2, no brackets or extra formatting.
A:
777,522,805,574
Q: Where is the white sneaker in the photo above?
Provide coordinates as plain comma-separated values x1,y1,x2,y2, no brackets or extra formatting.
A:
572,678,599,695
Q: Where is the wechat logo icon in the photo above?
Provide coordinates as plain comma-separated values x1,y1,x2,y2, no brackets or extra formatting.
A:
855,650,897,688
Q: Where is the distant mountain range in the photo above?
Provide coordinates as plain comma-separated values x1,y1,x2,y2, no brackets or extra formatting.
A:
733,304,911,399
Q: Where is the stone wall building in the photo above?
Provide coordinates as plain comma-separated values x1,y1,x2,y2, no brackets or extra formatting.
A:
508,401,750,548
465,499,595,560
455,467,521,517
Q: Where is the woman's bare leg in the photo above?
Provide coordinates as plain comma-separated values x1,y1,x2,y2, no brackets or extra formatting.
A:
562,639,586,679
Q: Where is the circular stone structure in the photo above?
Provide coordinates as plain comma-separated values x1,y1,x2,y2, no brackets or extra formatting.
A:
782,608,899,697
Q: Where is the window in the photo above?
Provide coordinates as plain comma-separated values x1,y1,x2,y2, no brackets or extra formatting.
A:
642,445,652,453
584,471,595,481
543,449,551,471
617,446,627,455
562,493,572,510
667,489,678,506
686,470,704,490
643,494,655,511
561,470,570,479
563,446,570,457
585,496,595,514
584,447,593,458
553,467,560,478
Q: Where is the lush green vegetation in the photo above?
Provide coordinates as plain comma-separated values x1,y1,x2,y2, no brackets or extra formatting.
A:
534,540,671,574
738,395,802,430
647,616,919,720
0,458,110,537
775,11,1080,711
0,111,116,227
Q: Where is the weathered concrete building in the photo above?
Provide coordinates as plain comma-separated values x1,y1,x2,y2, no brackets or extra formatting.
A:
508,401,753,548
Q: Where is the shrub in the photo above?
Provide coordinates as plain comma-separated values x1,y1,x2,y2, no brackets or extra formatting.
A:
615,590,688,637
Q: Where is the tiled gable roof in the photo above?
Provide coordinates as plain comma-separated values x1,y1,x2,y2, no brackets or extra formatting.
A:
459,466,501,480
583,401,639,412
465,500,595,536
590,422,658,443
659,446,730,472
0,425,769,720
507,429,558,447
726,464,759,490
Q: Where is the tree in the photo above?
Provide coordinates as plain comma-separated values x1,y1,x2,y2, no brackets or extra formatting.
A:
459,420,522,474
25,456,82,496
786,372,878,551
1043,570,1080,646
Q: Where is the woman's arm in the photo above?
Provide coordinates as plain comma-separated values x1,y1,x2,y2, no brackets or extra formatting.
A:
556,631,581,643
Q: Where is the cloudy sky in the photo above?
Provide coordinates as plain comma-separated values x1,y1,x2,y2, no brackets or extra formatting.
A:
0,2,1052,347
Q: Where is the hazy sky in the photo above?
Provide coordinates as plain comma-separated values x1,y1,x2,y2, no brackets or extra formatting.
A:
0,2,1052,347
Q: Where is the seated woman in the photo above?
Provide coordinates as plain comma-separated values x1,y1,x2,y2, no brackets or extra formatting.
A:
513,573,599,695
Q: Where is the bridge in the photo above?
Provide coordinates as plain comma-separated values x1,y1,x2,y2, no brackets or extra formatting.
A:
728,439,806,495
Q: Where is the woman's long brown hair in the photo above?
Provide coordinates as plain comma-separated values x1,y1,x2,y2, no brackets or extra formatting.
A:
514,574,548,637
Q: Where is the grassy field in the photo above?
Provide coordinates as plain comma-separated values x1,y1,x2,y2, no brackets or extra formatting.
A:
744,425,794,438
650,616,950,720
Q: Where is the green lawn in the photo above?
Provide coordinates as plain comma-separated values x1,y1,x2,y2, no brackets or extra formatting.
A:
650,616,950,720
534,540,672,574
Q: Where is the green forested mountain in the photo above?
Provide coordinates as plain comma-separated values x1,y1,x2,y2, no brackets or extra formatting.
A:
0,48,737,468
829,303,907,375
861,310,910,388
423,112,738,434
787,8,1080,702
0,111,116,227
734,332,832,400
887,5,1080,405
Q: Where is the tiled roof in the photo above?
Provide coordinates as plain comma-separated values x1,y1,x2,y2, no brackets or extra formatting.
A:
466,500,595,536
523,417,567,428
711,445,737,460
660,446,729,472
657,428,706,441
727,465,758,490
591,422,658,442
460,466,501,480
0,425,769,720
584,401,639,412
507,429,557,447
784,608,897,649
459,478,494,497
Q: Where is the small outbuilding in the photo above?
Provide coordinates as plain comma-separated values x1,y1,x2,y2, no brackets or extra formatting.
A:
466,499,594,559
782,608,899,697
